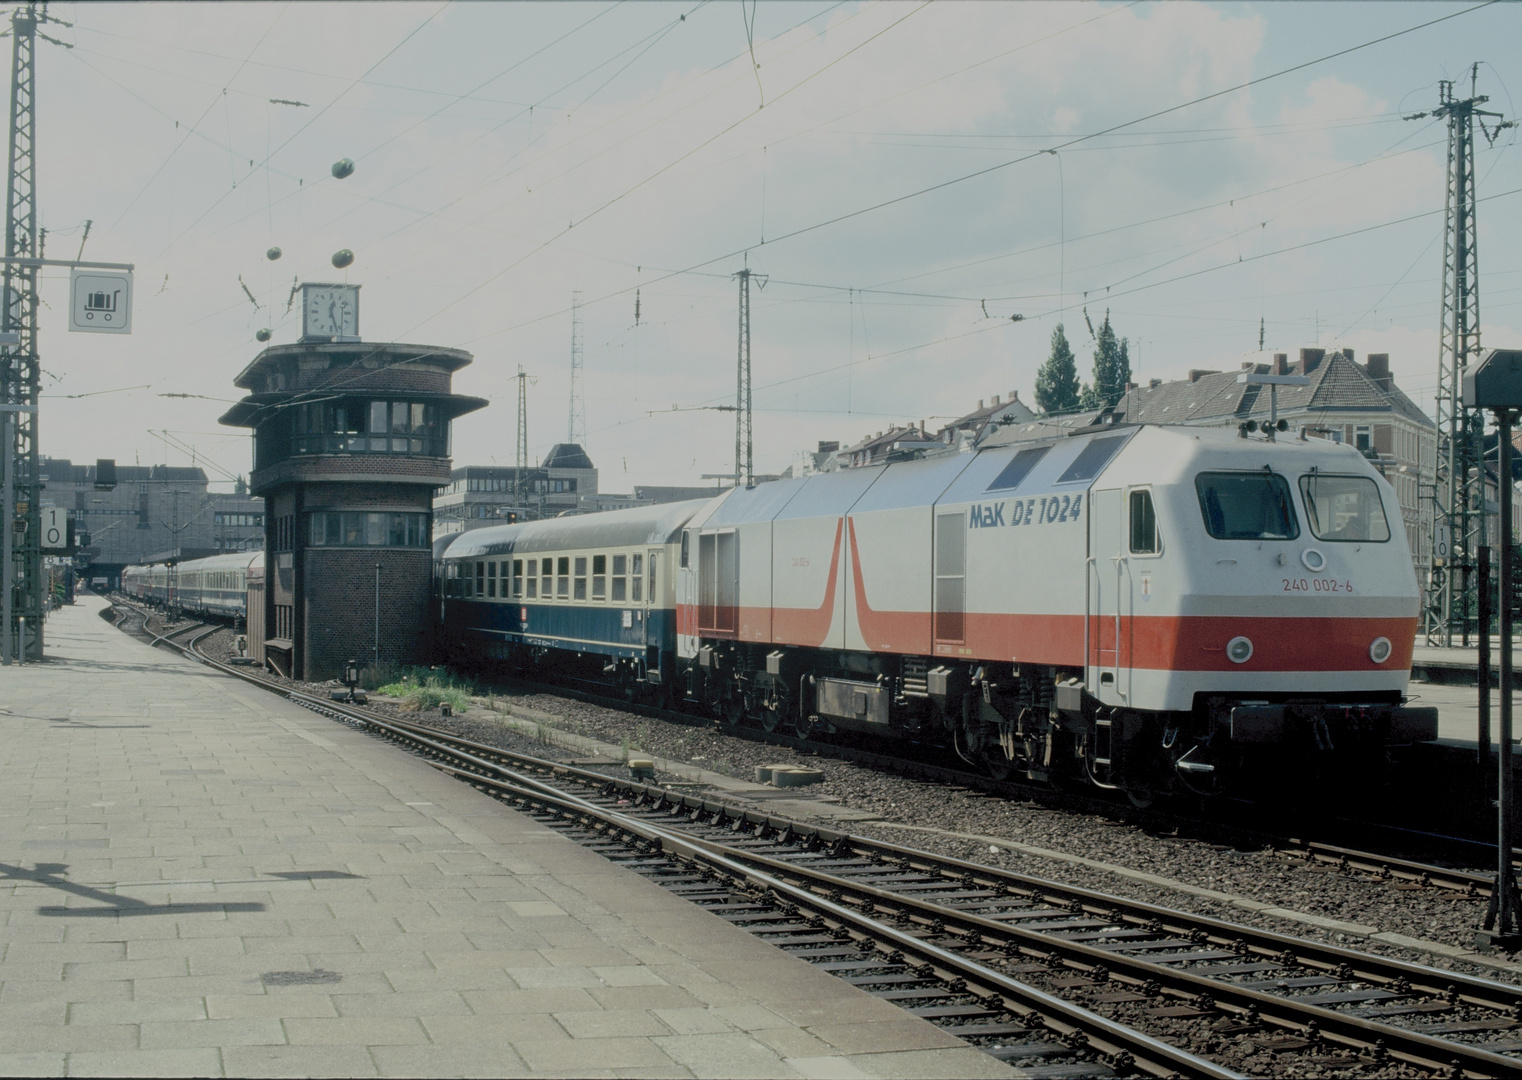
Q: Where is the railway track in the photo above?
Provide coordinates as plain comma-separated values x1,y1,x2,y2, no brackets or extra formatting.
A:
459,665,1516,902
120,598,1507,899
110,607,1522,1076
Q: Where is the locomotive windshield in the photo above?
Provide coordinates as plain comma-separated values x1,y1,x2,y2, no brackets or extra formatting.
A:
1194,472,1299,540
1298,474,1390,542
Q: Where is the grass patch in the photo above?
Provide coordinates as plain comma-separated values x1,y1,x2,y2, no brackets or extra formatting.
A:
374,666,475,713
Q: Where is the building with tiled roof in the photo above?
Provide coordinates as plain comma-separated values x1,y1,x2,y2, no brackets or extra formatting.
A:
1114,348,1435,567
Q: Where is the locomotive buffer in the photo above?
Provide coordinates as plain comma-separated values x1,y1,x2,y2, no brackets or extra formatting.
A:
1463,347,1522,951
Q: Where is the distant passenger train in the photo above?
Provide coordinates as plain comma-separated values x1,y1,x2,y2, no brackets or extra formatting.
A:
122,551,263,620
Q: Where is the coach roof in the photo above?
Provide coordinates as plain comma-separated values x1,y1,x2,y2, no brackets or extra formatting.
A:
440,498,713,559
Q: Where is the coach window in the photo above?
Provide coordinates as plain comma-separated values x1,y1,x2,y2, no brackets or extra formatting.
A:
592,555,606,600
487,561,497,598
631,553,644,602
574,557,588,600
542,558,553,598
611,555,627,602
512,560,523,598
475,561,485,597
557,557,570,598
1129,490,1159,554
680,532,689,568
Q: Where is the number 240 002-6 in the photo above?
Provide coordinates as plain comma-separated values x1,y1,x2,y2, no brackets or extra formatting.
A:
1283,577,1353,593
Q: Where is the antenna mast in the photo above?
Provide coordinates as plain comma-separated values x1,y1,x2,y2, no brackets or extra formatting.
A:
1412,66,1513,646
567,292,585,447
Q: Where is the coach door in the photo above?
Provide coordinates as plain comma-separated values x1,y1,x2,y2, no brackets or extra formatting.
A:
643,549,660,670
1087,487,1127,704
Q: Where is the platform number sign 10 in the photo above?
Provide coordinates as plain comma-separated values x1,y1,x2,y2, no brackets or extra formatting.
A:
69,269,133,334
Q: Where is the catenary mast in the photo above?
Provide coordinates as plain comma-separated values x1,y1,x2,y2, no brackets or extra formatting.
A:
1411,66,1512,646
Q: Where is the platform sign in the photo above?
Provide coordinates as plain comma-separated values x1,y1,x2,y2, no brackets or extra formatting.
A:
41,507,66,549
69,269,132,334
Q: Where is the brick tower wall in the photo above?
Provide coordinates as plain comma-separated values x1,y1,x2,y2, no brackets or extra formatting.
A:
302,547,433,681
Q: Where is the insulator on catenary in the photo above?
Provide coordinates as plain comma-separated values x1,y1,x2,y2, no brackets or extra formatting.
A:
331,158,355,180
331,249,354,269
255,328,272,342
266,247,282,261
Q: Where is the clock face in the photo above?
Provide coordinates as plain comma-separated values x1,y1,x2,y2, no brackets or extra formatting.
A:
302,284,359,340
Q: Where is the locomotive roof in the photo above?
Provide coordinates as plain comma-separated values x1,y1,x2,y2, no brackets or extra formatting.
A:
684,427,1144,532
439,498,712,559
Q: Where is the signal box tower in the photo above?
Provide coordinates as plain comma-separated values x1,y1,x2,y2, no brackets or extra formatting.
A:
220,287,486,680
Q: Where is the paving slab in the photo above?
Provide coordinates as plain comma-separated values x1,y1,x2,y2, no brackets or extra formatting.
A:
0,597,1015,1078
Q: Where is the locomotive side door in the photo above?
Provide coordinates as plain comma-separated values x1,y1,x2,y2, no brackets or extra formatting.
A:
1086,487,1126,704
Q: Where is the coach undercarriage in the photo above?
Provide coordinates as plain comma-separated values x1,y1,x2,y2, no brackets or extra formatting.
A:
683,641,1434,804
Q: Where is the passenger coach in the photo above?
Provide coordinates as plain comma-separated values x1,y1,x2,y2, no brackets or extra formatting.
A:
437,501,706,698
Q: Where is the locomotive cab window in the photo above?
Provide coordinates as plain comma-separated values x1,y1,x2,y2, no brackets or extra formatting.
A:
1195,472,1299,540
1129,490,1159,554
1298,474,1390,542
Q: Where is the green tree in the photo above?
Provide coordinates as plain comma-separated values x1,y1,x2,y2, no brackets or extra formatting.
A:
1034,323,1082,414
1090,311,1132,409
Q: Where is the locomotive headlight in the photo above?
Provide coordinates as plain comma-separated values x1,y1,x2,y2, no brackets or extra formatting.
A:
1369,636,1392,664
1226,636,1254,664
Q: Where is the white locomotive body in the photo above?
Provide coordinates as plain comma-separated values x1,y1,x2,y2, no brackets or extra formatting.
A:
676,423,1433,799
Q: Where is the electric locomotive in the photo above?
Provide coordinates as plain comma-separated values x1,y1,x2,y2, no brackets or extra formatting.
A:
669,421,1434,802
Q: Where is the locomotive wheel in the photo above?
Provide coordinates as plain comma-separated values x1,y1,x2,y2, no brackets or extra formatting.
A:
982,753,1014,782
722,696,744,726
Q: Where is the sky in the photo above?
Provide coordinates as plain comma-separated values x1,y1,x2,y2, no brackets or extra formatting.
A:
19,0,1522,490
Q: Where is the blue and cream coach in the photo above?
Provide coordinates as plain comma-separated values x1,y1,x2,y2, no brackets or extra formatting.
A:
437,500,706,694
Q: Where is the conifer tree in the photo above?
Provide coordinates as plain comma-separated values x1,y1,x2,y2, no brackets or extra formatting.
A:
1034,323,1081,414
1090,311,1132,409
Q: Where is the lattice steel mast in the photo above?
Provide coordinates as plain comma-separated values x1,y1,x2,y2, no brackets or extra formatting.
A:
1413,66,1511,646
566,292,584,446
733,268,763,489
3,5,41,661
514,364,532,512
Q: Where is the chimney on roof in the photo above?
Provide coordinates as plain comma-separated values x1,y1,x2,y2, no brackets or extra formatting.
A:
991,393,1000,406
1188,369,1218,383
1126,381,1137,391
1342,348,1355,361
919,419,926,432
1299,347,1325,374
1367,353,1392,390
1273,353,1288,376
1149,378,1162,389
977,399,984,410
1008,389,1019,401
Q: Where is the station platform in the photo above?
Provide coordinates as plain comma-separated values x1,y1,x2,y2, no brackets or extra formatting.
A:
0,596,1013,1079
